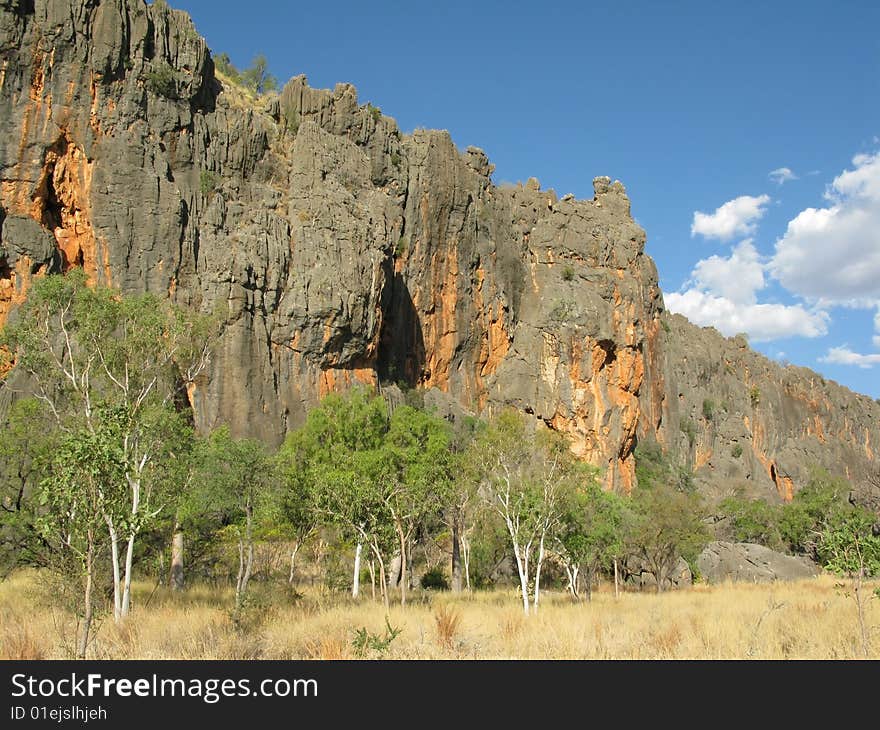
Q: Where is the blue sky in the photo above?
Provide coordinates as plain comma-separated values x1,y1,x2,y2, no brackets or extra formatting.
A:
171,0,880,398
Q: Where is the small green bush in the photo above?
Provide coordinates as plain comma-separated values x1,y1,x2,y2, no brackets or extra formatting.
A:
147,63,176,98
562,265,575,282
749,385,761,408
351,618,401,658
199,170,218,196
731,443,743,458
702,398,715,421
420,566,449,590
680,417,697,448
366,103,381,122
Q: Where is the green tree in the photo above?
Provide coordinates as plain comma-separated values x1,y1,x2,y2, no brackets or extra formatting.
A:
778,467,849,557
471,411,578,614
718,492,783,549
554,478,629,601
241,54,277,95
280,388,389,600
1,270,216,620
818,508,880,657
630,443,709,592
186,427,274,611
36,423,126,658
378,405,457,605
0,398,57,574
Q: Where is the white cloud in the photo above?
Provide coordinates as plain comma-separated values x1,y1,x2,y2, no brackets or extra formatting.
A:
690,240,764,304
769,151,880,305
820,346,880,369
691,194,771,241
874,309,880,348
665,289,829,342
769,167,798,185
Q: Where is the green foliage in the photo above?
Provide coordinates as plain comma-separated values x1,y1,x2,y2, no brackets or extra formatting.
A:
749,385,761,408
660,318,671,334
420,566,449,590
629,477,710,591
818,508,880,578
718,494,783,549
366,103,382,123
147,63,177,98
395,237,408,257
731,443,744,458
214,52,239,81
701,399,715,421
239,54,277,96
351,618,401,658
631,442,709,590
778,468,849,557
554,476,630,595
561,265,575,282
199,170,218,196
0,399,57,573
679,417,697,448
390,152,402,169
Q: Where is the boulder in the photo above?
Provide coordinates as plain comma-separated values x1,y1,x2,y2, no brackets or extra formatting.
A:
697,541,818,584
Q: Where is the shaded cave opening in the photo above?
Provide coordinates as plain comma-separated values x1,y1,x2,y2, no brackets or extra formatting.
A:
376,271,425,389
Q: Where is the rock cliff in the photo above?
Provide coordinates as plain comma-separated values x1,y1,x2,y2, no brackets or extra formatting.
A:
1,0,878,505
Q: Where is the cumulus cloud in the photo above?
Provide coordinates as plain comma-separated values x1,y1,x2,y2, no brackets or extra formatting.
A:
769,151,880,305
690,240,764,304
769,167,798,185
691,194,771,241
666,239,829,342
874,309,880,348
665,289,829,341
820,346,880,369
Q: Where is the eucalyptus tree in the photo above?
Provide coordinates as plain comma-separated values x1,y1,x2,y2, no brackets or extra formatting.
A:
1,270,216,620
470,410,577,615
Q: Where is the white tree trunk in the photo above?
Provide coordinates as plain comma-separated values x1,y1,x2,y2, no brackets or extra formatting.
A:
288,543,300,585
533,534,546,611
120,532,136,618
171,529,184,591
512,543,530,616
107,521,122,622
352,542,362,599
462,535,472,592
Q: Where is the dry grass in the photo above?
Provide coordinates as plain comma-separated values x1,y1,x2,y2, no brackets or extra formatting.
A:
1,571,877,660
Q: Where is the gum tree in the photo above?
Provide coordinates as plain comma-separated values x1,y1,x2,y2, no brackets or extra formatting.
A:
1,270,216,620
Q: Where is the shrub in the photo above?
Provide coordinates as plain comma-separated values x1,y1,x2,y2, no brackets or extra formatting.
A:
351,618,401,658
680,418,697,448
147,63,176,98
731,443,743,458
420,566,449,590
562,265,575,282
702,399,715,421
749,386,761,408
390,152,402,169
199,170,218,196
366,103,381,123
718,495,782,548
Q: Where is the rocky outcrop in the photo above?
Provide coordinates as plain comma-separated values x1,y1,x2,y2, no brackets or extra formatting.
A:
662,316,880,507
1,0,878,504
697,542,818,584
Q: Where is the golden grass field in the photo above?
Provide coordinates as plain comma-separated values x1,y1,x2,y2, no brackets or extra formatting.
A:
0,571,877,660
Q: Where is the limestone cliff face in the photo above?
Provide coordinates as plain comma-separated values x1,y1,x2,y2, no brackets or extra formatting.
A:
1,0,877,504
663,315,880,508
